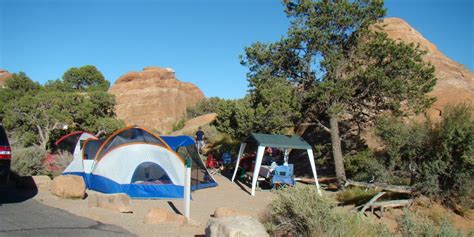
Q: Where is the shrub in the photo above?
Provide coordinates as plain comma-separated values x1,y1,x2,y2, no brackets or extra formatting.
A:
416,105,474,211
397,209,464,237
376,104,474,211
345,150,390,183
262,186,391,237
11,145,50,176
49,150,74,177
186,97,223,119
171,117,186,132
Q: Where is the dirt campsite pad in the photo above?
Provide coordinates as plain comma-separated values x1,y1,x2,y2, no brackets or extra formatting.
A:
33,175,275,236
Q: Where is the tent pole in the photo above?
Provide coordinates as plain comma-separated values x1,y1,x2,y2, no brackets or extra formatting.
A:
307,149,322,196
251,146,265,196
231,143,246,182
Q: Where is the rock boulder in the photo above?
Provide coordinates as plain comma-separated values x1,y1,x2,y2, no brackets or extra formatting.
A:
88,193,133,213
377,18,474,120
109,67,205,133
205,217,269,237
143,207,187,226
50,175,86,199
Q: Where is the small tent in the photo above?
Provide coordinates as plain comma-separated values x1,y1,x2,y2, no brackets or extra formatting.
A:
160,135,218,190
52,131,97,174
231,133,321,196
76,126,216,199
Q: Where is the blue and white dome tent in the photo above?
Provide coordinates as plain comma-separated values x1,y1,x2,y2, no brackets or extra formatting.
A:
64,126,217,199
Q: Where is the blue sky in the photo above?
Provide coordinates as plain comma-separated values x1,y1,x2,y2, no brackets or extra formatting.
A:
1,0,472,99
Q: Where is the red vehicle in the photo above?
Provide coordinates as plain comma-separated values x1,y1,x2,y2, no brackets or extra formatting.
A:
0,123,11,184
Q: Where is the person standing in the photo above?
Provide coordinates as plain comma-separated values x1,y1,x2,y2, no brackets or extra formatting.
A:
195,127,205,154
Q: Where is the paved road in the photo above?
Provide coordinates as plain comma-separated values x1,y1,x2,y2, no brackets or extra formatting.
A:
0,186,134,237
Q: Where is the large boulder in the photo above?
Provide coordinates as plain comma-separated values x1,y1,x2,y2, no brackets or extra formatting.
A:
377,18,474,120
213,207,252,218
143,207,187,226
88,193,133,213
109,66,205,133
50,175,86,199
205,217,269,237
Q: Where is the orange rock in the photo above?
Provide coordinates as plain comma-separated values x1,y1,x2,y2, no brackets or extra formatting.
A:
109,67,205,133
50,175,86,199
0,69,12,87
377,18,474,120
143,207,187,226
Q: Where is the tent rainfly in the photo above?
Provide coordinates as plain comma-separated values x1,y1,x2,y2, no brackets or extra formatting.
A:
231,133,322,196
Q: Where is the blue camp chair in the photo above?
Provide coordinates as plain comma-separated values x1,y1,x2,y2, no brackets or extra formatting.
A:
221,152,232,165
271,164,295,188
221,152,233,171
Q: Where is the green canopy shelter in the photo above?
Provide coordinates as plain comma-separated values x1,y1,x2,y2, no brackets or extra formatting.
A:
231,133,321,196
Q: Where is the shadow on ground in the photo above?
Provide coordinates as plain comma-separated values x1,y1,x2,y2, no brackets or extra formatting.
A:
0,172,38,205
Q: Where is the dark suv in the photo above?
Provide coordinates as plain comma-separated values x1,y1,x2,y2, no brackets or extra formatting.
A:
0,123,11,184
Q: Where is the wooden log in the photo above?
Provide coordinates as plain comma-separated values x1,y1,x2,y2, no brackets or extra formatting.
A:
360,192,386,214
345,179,415,194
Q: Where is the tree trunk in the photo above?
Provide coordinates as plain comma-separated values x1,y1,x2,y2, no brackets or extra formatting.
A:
330,116,346,186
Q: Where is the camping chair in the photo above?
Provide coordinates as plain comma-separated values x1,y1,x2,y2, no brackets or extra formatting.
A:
220,152,233,172
206,154,220,175
271,164,295,189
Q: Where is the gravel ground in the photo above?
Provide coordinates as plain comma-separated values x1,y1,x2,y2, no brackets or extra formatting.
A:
34,175,275,237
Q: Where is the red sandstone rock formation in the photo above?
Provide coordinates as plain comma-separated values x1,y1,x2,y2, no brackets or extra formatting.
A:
0,69,12,87
379,18,474,119
109,67,205,132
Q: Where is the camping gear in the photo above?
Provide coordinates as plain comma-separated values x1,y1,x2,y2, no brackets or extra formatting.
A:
231,133,322,196
61,126,217,199
271,164,295,188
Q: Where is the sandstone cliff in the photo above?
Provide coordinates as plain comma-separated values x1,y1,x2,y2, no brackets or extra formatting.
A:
109,67,205,132
0,69,12,87
379,18,474,119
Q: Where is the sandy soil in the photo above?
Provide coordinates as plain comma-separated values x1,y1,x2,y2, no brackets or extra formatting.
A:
33,175,275,237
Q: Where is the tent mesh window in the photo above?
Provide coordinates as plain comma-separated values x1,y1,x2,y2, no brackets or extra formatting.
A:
96,128,166,159
83,139,105,160
131,162,172,184
53,133,82,154
177,145,216,188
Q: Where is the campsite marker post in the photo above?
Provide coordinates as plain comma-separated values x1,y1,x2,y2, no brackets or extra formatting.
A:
184,157,191,220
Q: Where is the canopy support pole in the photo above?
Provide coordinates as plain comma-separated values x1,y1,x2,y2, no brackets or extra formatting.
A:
231,143,247,182
251,146,265,196
307,149,322,196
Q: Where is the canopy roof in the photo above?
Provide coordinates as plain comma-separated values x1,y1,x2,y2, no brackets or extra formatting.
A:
160,136,195,151
243,133,311,150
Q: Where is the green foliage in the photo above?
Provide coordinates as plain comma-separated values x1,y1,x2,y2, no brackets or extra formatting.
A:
186,97,223,119
172,117,186,132
397,209,464,237
213,79,300,140
375,104,474,211
416,105,474,210
11,145,49,176
1,69,122,149
213,97,255,139
345,150,390,182
0,72,40,117
262,186,391,237
61,65,110,91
